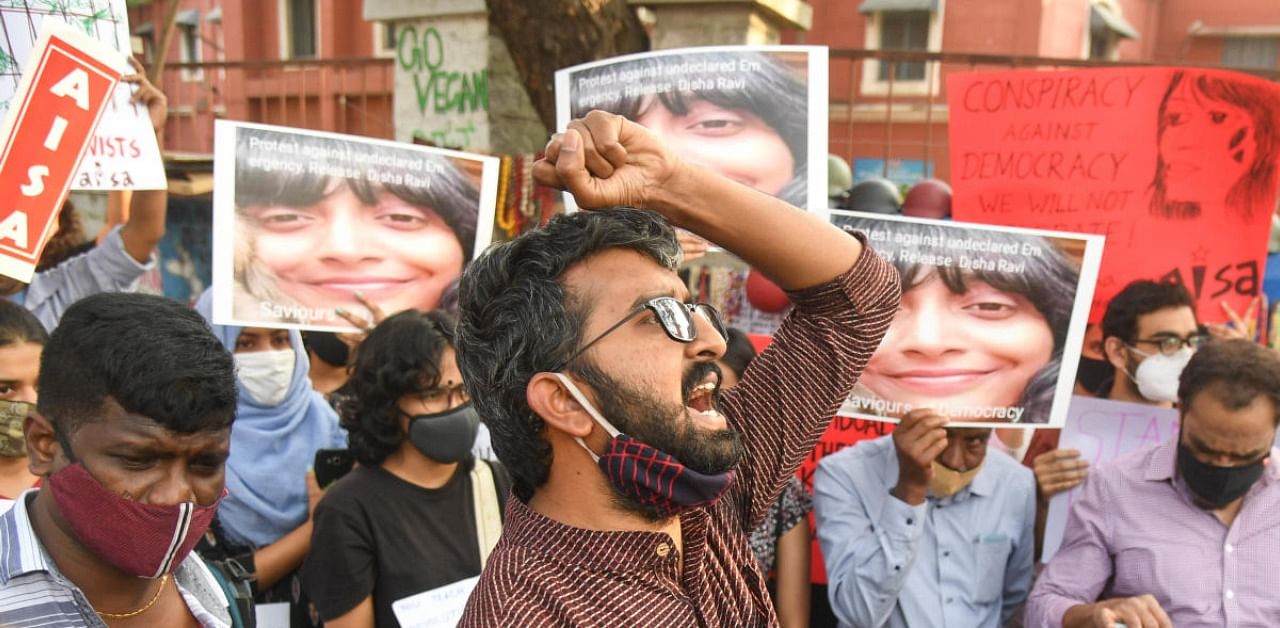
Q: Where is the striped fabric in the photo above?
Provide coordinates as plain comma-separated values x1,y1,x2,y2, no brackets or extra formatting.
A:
459,245,900,627
0,491,232,628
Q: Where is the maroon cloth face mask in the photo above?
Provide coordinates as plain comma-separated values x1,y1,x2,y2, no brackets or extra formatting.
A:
47,463,223,579
598,433,736,519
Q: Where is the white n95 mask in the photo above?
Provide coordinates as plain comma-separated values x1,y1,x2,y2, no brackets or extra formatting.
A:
1129,347,1193,403
234,349,295,407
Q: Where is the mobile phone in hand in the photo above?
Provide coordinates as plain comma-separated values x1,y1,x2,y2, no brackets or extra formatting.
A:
314,448,354,489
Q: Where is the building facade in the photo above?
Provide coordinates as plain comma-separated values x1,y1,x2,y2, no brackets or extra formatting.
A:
127,0,393,154
793,0,1280,186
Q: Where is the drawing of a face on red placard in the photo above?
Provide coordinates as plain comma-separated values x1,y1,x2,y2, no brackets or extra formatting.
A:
1150,71,1280,223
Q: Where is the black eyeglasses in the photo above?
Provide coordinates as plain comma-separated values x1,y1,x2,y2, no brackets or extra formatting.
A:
421,382,470,407
1130,333,1208,356
553,297,727,371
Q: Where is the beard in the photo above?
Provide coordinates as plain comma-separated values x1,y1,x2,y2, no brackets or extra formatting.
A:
575,359,744,520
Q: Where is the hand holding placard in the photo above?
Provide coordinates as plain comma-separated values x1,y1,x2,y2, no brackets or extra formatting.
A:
122,57,166,135
890,409,949,505
1032,448,1089,498
1041,397,1179,562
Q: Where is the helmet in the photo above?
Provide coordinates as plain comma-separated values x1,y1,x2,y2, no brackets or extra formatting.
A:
845,177,902,214
828,155,853,199
902,178,953,220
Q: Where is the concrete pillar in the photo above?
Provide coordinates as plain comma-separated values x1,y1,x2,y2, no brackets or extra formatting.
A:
363,0,544,154
634,0,813,49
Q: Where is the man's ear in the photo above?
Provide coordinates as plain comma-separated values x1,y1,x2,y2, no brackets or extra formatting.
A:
24,411,63,477
527,373,594,439
1103,336,1130,371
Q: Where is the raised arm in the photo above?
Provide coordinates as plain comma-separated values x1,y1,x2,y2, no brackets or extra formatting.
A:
535,111,861,289
118,57,168,263
534,111,900,523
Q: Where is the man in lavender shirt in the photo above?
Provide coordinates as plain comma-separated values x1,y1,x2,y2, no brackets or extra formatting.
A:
1026,339,1280,628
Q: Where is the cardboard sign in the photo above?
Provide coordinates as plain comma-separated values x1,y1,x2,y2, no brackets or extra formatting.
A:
0,1,164,190
556,46,828,217
211,121,498,331
830,211,1103,427
1041,396,1179,562
0,21,119,282
949,67,1280,324
391,576,480,628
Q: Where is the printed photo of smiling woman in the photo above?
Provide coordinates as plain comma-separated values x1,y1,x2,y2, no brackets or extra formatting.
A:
832,212,1102,427
559,46,827,215
211,121,498,331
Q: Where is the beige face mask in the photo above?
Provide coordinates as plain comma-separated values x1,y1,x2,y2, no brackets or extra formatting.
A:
928,460,983,498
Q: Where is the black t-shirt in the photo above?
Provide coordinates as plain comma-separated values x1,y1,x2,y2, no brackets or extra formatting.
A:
300,458,510,627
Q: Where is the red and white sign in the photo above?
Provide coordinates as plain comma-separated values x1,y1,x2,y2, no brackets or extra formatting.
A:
0,22,120,282
948,67,1280,324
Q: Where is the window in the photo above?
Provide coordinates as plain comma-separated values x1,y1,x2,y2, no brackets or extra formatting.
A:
282,0,318,59
178,20,202,81
1087,0,1137,61
1222,37,1280,70
877,11,929,80
133,22,154,63
1089,30,1117,60
374,20,396,58
859,0,945,96
180,25,200,64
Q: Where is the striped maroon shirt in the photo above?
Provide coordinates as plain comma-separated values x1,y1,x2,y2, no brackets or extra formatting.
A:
459,245,900,627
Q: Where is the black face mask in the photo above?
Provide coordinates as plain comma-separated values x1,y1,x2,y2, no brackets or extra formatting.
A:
1076,356,1111,395
407,403,480,463
303,332,350,367
1176,440,1267,509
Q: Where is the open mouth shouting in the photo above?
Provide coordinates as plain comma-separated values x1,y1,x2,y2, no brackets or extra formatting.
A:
684,364,727,431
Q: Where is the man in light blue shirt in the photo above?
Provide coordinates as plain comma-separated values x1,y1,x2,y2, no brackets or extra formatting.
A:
815,409,1035,628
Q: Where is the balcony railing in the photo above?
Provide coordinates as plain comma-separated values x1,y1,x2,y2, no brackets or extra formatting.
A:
154,57,394,156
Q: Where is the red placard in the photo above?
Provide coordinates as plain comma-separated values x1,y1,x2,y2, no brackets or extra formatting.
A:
948,67,1280,323
0,23,120,282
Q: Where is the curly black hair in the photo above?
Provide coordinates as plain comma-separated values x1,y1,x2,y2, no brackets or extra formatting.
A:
341,310,457,466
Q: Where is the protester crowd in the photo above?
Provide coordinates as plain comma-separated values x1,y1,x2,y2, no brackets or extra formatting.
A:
0,55,1276,628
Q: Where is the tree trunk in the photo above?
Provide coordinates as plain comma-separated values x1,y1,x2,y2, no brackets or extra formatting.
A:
147,0,183,84
485,0,648,131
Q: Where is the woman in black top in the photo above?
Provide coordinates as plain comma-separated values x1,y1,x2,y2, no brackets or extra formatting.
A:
301,310,510,628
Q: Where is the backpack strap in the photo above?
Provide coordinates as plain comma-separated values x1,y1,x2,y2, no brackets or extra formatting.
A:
470,459,502,568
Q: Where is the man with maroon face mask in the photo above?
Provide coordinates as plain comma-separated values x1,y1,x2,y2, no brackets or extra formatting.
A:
0,293,239,627
454,112,901,626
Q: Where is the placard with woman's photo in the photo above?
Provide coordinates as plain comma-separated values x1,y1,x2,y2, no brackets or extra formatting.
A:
210,121,498,332
831,211,1105,427
556,45,828,218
